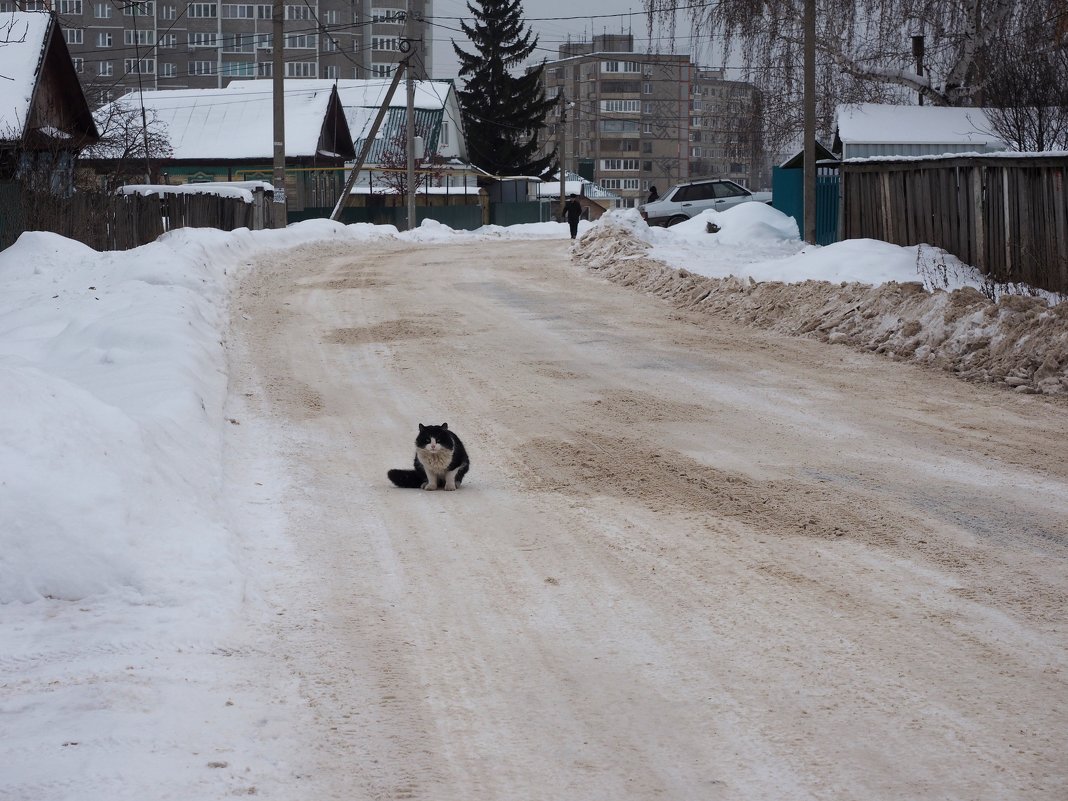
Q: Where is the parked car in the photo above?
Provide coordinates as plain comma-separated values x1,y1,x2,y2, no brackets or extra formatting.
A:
639,179,772,227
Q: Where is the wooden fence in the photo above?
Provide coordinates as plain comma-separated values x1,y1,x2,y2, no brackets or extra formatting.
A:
841,155,1068,293
0,185,285,252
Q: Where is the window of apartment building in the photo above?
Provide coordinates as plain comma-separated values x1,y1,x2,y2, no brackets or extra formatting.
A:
371,7,404,24
440,121,449,147
642,160,652,172
322,9,339,24
600,120,639,134
600,99,639,114
641,141,652,153
125,29,153,45
622,178,640,190
322,37,339,52
643,82,652,94
643,122,653,134
372,37,398,51
257,62,272,77
222,4,256,17
372,62,394,77
188,3,217,18
256,33,272,48
601,60,640,73
72,57,84,72
64,29,83,45
96,31,112,47
285,62,317,77
189,60,217,75
94,2,111,18
223,33,256,52
158,33,176,48
601,159,639,171
222,61,256,77
285,4,312,20
98,61,113,76
57,0,83,14
285,34,317,49
323,64,339,79
643,102,653,114
601,179,621,190
159,62,177,77
691,116,701,128
124,58,155,74
189,32,219,48
690,146,702,158
123,1,153,15
158,4,176,19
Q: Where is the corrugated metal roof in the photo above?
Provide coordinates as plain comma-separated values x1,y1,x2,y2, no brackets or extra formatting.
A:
348,107,442,164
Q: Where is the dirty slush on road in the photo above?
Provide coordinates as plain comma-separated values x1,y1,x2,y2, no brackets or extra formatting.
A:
226,236,1068,801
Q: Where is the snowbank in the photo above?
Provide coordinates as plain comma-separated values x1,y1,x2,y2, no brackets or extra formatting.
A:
574,210,1068,396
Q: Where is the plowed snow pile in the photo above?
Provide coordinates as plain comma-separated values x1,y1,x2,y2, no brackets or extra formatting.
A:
574,210,1068,396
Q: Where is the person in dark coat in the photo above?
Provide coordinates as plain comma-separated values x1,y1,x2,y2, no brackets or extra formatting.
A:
647,185,659,203
564,194,582,240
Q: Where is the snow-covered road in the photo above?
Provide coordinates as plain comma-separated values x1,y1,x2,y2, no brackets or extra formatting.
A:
222,237,1068,800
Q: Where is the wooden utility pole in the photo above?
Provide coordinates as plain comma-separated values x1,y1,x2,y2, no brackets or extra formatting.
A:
329,59,409,221
803,0,816,244
558,91,566,218
272,0,286,207
405,3,417,231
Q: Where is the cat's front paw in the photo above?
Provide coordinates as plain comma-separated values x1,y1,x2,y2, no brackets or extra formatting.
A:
444,483,457,491
422,482,437,491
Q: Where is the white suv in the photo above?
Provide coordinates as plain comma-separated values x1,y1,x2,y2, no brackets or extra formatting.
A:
640,179,772,227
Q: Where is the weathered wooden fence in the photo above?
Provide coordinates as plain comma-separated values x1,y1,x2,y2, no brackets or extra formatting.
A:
0,185,286,252
842,155,1068,293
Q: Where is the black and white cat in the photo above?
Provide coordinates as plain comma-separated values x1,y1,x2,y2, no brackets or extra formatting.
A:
387,423,470,491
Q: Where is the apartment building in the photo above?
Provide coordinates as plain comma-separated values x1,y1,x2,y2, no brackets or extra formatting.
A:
541,34,765,208
2,1,431,104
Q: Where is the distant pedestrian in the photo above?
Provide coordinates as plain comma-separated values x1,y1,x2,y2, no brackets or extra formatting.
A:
647,186,659,203
564,194,582,240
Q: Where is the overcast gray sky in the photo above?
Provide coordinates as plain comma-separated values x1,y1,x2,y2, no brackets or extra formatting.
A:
428,0,696,80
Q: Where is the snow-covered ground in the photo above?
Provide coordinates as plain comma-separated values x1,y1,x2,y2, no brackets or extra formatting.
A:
1,208,1064,799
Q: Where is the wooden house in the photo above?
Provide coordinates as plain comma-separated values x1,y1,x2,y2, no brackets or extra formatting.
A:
0,11,99,191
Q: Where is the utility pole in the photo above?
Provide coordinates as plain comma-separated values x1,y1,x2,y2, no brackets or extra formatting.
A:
405,3,416,231
803,0,816,245
272,0,286,209
558,90,566,219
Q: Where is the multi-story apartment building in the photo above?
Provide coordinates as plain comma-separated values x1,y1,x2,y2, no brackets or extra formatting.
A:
541,34,765,208
2,1,431,104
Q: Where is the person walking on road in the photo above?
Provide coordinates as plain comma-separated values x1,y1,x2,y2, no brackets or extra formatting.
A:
564,194,582,240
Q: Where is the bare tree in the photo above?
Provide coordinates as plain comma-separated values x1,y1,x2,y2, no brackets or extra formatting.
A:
643,0,1063,153
980,8,1068,151
373,128,446,200
81,101,173,190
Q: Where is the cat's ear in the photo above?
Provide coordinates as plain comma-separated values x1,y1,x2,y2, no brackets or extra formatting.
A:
441,423,448,430
418,423,426,431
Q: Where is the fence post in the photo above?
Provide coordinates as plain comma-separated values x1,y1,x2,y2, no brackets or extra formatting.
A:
972,165,986,276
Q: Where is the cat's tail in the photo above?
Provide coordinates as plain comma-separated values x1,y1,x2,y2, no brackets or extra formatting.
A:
387,469,424,489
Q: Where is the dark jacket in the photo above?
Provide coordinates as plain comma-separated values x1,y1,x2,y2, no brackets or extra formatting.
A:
564,198,582,223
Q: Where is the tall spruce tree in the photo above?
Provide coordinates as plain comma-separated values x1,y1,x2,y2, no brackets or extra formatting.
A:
452,0,556,178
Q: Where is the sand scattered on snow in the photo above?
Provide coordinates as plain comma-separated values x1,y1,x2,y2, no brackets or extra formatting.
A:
573,220,1068,396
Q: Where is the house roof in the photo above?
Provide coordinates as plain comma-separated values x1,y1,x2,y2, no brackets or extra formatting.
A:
0,10,97,147
835,103,1005,147
226,78,458,163
0,12,50,138
100,82,352,160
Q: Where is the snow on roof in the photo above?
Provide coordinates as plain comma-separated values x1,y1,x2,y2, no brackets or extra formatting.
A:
103,83,339,160
836,103,1005,147
118,181,274,202
0,12,51,138
538,171,622,201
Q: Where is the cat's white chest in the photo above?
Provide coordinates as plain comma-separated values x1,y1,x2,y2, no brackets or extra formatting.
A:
418,447,452,475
